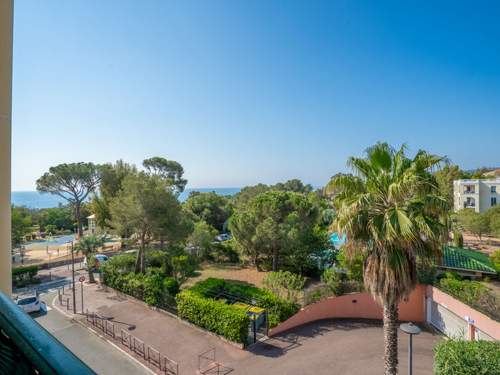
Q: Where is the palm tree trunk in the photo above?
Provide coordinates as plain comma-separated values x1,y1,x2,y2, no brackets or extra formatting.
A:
88,267,95,283
383,303,399,375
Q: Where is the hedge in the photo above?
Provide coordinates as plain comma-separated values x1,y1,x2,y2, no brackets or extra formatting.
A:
189,278,299,327
102,264,179,308
176,290,249,344
12,265,39,288
434,340,500,375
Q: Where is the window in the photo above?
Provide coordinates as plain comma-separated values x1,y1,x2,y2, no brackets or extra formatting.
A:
492,197,497,207
492,186,497,193
464,185,475,194
464,197,476,208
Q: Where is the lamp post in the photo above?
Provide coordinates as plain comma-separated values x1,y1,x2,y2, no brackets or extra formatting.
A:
400,322,421,375
71,241,76,313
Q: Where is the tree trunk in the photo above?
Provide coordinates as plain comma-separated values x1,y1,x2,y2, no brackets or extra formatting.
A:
75,202,83,239
272,248,278,271
134,233,146,274
383,303,399,375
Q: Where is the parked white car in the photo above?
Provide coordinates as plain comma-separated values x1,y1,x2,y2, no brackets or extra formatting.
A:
215,233,232,242
16,294,42,314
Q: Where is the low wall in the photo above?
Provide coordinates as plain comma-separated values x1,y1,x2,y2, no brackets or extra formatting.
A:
426,286,500,340
270,285,426,336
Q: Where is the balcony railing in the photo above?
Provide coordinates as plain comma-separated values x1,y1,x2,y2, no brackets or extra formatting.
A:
0,291,95,374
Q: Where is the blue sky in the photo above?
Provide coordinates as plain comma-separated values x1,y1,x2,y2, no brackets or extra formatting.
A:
12,1,500,190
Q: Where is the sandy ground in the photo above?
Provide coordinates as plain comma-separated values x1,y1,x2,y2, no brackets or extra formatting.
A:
184,263,268,288
13,241,121,266
462,232,500,255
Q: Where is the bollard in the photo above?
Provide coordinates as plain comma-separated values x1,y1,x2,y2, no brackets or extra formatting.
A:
62,284,65,294
66,298,70,311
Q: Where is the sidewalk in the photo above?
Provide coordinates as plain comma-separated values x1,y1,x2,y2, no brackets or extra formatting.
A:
56,282,248,374
54,282,439,375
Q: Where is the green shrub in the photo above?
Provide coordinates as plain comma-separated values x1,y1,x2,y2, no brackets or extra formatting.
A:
438,277,500,321
321,268,345,295
434,340,500,375
12,265,39,278
146,249,172,275
211,241,240,263
176,290,249,343
102,257,179,308
417,258,437,285
263,271,306,304
171,255,198,284
453,231,464,248
12,265,39,287
491,250,500,274
190,278,299,327
103,253,136,275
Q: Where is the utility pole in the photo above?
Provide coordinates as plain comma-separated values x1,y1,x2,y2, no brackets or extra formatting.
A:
71,241,76,313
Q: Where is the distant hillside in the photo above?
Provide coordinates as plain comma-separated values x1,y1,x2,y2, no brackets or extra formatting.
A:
483,168,500,177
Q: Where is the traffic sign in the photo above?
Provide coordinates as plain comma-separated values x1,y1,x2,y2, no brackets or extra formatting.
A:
79,276,86,283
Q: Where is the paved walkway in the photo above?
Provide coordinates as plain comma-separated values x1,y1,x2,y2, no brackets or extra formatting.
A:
57,283,440,374
36,291,150,375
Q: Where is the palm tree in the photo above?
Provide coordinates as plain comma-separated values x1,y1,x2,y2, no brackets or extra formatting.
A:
328,143,448,375
76,235,103,283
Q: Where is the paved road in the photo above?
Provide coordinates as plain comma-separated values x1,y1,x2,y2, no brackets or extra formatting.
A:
33,291,150,375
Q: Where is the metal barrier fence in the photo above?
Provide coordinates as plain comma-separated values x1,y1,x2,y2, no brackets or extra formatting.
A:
198,347,232,375
85,310,178,375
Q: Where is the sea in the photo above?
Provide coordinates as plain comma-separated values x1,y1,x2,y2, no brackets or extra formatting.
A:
11,188,241,209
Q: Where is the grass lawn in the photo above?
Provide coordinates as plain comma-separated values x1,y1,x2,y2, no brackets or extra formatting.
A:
184,262,267,288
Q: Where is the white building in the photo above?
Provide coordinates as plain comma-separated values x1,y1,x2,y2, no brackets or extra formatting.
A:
453,179,500,213
87,214,97,234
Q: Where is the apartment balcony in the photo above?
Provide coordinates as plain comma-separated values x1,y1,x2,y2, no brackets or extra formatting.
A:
0,291,95,374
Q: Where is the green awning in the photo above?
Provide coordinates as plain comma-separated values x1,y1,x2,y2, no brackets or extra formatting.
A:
441,246,497,274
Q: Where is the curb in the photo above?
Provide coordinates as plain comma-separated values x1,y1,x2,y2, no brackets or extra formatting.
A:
50,295,156,375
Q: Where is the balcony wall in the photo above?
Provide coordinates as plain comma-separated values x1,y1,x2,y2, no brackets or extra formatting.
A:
0,0,13,295
269,285,426,337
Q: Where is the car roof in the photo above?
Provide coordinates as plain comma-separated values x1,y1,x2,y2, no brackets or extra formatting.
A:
17,294,37,300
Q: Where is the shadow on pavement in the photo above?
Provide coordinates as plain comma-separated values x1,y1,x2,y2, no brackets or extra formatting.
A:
249,319,384,358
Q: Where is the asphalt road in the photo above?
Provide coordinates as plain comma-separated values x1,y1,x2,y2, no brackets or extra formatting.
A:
33,291,151,375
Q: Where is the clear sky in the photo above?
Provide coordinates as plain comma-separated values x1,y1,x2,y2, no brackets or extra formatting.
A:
12,0,500,190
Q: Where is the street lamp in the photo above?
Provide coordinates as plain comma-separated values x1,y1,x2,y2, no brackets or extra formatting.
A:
70,241,76,313
400,322,421,375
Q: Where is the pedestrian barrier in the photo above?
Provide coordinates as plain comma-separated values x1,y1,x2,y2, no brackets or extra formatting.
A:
162,355,179,375
105,320,115,339
133,337,145,359
197,347,232,375
85,310,179,374
147,346,161,367
121,329,131,348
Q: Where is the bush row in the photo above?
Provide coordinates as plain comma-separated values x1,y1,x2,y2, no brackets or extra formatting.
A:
434,339,500,375
189,278,299,327
176,290,249,344
103,264,179,308
12,265,40,288
438,277,500,322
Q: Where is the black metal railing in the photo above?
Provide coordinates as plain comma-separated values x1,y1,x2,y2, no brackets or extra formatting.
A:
0,291,95,375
